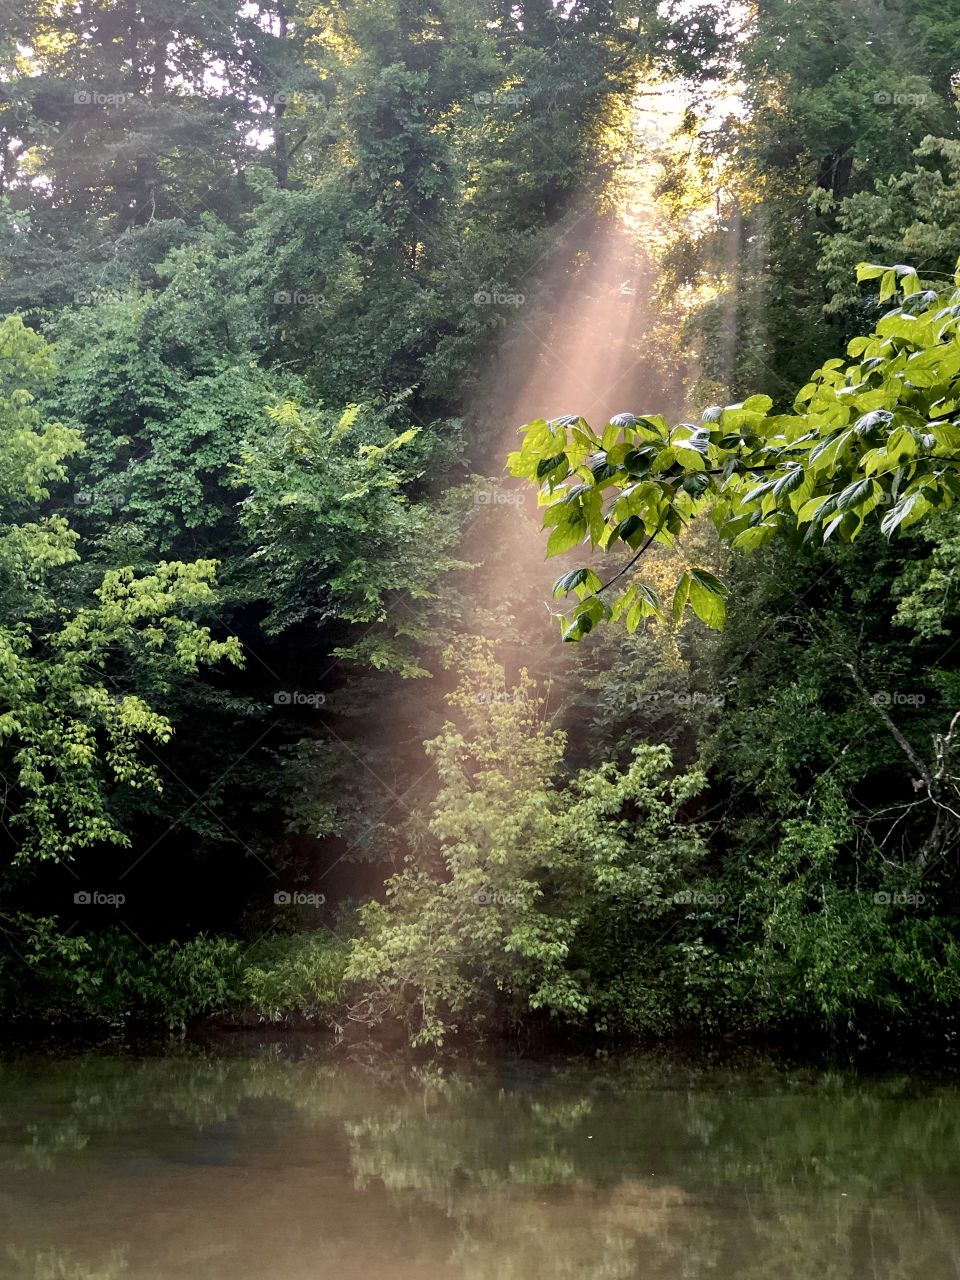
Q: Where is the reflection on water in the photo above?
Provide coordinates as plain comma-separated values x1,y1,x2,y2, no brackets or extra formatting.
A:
1,1043,959,1279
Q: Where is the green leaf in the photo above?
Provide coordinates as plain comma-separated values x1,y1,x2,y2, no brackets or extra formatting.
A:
546,518,587,556
900,270,921,297
561,615,592,642
552,568,589,597
741,394,774,413
854,409,894,436
688,574,726,629
689,567,729,598
610,584,638,622
671,571,691,625
601,421,620,450
613,514,644,544
731,525,775,551
674,446,706,470
810,428,853,469
881,491,930,535
536,451,568,479
837,477,875,511
772,467,805,498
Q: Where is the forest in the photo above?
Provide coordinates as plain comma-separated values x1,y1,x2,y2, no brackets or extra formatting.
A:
2,0,960,1050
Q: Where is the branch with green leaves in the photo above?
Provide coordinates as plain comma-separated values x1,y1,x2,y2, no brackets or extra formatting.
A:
508,262,960,640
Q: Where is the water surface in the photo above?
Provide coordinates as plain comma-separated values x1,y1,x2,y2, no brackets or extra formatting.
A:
1,1041,958,1278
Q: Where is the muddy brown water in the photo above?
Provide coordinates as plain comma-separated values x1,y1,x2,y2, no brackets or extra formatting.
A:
1,1042,959,1278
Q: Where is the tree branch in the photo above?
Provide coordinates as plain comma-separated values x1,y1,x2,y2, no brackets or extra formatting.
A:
845,661,932,790
595,515,667,595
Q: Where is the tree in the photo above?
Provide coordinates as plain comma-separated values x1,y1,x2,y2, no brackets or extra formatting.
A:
346,641,706,1045
233,398,469,673
0,316,240,957
0,0,278,316
649,0,959,401
819,138,960,314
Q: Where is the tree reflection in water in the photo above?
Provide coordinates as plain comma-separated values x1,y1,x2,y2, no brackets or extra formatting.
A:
2,1046,959,1279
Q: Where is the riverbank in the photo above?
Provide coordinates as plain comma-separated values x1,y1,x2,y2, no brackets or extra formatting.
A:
5,1006,960,1077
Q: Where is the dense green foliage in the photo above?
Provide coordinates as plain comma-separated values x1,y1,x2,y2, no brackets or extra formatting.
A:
510,265,960,638
2,0,960,1046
